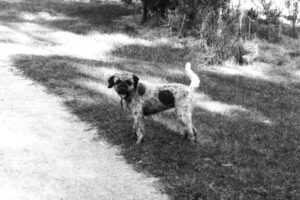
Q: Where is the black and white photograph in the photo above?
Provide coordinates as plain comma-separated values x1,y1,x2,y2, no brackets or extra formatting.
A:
0,0,299,199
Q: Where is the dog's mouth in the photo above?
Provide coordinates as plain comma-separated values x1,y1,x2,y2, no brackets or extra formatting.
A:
117,89,130,99
116,83,133,99
119,94,127,99
117,89,131,109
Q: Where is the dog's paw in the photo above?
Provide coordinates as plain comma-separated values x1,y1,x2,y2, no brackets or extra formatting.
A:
136,136,144,144
129,133,137,140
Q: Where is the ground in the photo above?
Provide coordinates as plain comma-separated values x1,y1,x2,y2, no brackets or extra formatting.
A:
0,1,169,200
0,66,167,200
0,0,299,200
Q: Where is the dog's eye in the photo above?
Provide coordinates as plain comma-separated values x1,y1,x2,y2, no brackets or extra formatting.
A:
115,80,121,84
126,80,132,85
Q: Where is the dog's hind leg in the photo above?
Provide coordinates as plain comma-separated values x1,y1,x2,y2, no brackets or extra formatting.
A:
175,104,196,143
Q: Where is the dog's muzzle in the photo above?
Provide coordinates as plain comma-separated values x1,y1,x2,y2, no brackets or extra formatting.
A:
117,89,129,98
116,85,131,109
116,83,131,96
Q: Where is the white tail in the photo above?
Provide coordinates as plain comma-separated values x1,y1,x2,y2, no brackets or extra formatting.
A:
185,62,200,90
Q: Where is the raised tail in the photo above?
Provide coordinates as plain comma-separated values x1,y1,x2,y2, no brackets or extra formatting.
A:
185,62,200,90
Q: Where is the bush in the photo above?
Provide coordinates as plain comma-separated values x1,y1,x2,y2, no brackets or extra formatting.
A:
284,0,299,38
140,0,177,23
137,0,297,64
168,0,229,36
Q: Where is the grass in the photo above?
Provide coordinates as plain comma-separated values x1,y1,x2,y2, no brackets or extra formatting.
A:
12,54,300,200
0,0,134,34
258,38,296,66
112,43,189,64
2,0,300,199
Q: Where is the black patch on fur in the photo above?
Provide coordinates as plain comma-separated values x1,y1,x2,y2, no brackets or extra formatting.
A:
142,106,151,116
142,100,162,116
108,75,115,88
158,90,175,107
142,100,153,116
183,130,189,140
133,75,139,90
143,106,159,116
143,106,162,116
138,84,146,96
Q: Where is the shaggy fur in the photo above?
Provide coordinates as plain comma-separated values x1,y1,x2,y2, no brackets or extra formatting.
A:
108,62,201,144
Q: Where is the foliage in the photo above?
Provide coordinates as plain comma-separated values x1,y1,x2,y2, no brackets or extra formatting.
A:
138,0,299,64
284,0,299,38
168,0,229,36
139,0,177,23
254,0,281,24
239,9,282,43
165,0,236,64
245,0,282,42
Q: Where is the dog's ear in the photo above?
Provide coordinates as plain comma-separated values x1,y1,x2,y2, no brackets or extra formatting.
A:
108,75,115,88
138,83,146,96
133,74,139,90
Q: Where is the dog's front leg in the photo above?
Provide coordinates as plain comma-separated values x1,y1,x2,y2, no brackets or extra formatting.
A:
132,109,144,144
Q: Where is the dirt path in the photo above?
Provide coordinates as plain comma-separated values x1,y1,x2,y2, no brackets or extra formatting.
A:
0,57,168,200
0,2,170,198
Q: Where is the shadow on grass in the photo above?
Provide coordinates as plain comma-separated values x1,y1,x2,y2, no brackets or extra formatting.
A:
0,0,135,34
12,54,299,200
200,71,300,127
111,43,190,64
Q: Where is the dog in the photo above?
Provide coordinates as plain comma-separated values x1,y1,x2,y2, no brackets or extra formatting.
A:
108,62,201,144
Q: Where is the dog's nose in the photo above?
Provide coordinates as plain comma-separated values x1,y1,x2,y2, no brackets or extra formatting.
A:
118,90,128,95
119,85,127,90
117,85,128,94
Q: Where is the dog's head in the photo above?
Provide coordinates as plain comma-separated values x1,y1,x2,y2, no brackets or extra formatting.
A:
108,73,139,98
